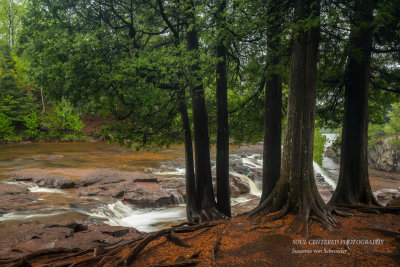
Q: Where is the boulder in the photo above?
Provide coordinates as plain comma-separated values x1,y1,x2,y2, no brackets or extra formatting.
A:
230,175,251,197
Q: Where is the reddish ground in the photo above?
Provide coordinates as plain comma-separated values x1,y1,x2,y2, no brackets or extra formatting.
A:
7,210,400,267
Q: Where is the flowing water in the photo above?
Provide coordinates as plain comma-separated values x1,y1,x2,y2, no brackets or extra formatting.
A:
0,141,338,232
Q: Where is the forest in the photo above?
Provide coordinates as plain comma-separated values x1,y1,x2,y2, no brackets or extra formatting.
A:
1,0,400,266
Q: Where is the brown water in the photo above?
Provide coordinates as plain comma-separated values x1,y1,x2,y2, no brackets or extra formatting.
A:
0,142,189,231
0,142,185,180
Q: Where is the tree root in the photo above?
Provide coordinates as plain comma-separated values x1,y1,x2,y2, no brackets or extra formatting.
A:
168,231,191,248
119,222,219,266
355,227,400,237
211,226,226,260
246,224,284,232
333,204,400,214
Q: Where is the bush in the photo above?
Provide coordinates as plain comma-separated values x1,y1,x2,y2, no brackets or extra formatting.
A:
40,103,84,139
386,102,400,148
0,112,14,142
368,124,387,149
313,127,327,165
24,112,42,139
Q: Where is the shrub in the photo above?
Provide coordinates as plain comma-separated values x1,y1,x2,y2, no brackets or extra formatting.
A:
0,112,14,142
313,127,327,165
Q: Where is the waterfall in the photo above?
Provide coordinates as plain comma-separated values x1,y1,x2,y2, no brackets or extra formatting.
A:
229,170,262,197
172,194,185,206
313,162,337,189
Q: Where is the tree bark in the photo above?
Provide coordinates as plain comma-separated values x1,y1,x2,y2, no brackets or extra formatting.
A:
329,0,379,206
250,0,333,230
178,90,198,222
260,1,283,202
216,0,231,218
185,0,222,221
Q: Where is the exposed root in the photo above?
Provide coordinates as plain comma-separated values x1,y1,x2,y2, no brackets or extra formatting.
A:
246,224,284,232
355,227,400,237
211,226,226,260
120,222,219,266
333,204,400,214
331,209,355,217
168,231,191,248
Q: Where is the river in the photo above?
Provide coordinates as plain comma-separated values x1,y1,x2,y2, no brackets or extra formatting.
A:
0,140,338,233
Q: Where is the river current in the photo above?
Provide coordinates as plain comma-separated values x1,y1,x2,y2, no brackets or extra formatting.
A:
0,139,339,232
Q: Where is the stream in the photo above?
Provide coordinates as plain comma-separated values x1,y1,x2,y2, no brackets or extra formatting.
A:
0,140,339,232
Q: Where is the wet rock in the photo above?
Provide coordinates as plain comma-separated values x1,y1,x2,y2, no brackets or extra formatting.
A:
77,179,178,208
386,196,400,207
0,183,42,215
230,175,251,197
231,197,260,216
123,182,175,208
376,191,400,205
314,173,334,203
76,170,157,187
11,169,74,188
0,220,141,259
325,146,340,163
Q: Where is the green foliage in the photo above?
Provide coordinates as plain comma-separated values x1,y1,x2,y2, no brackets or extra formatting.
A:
23,103,85,141
0,112,14,141
313,127,327,165
23,111,41,139
40,103,84,139
368,123,387,149
386,102,400,148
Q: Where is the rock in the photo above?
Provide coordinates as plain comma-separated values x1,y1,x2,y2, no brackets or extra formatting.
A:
231,197,260,216
387,196,400,207
314,173,334,203
77,178,179,208
230,175,250,197
123,182,175,208
11,169,74,188
0,183,42,215
325,146,340,163
368,137,400,173
76,170,155,187
376,191,400,205
0,220,141,259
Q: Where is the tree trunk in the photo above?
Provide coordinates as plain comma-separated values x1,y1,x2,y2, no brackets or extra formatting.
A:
178,89,198,222
185,0,222,221
260,2,283,202
329,0,378,206
215,0,231,218
8,0,13,47
250,0,333,231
